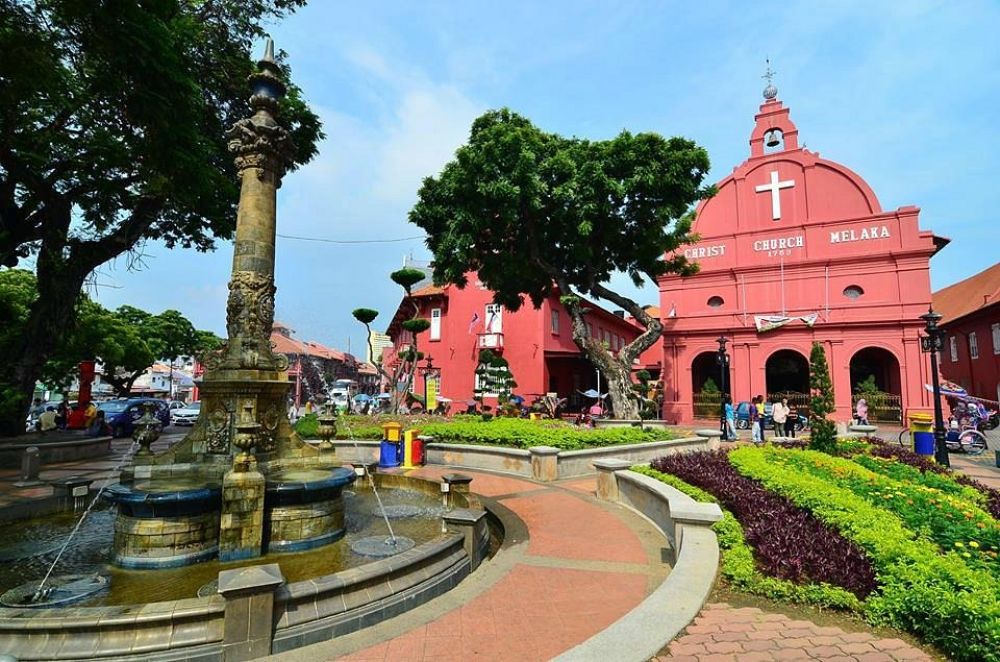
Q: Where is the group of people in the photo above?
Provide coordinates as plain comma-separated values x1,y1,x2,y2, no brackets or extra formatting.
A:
722,395,800,442
28,398,107,437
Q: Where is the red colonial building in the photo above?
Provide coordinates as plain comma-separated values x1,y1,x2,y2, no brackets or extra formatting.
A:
934,262,1000,404
383,274,643,412
657,82,947,424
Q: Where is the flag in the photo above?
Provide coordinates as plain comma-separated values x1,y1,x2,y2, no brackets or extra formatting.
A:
800,313,819,327
667,303,677,318
467,312,480,334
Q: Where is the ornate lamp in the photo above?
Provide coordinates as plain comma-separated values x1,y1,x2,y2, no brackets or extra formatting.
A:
132,402,162,460
919,308,949,467
316,403,338,453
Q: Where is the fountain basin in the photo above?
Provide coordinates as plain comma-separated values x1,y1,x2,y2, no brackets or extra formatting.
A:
265,467,356,552
104,481,222,569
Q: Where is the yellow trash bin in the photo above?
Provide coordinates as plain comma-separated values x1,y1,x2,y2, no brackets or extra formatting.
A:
403,428,423,468
381,421,402,442
907,413,934,456
529,413,541,421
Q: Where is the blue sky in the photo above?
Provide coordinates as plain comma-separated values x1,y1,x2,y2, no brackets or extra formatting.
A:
92,0,1000,353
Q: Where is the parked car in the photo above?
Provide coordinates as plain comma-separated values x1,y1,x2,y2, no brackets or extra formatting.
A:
735,401,775,430
170,401,201,426
98,398,170,438
168,400,187,410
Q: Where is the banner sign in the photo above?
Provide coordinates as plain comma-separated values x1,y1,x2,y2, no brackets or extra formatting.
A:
426,377,438,411
755,313,820,333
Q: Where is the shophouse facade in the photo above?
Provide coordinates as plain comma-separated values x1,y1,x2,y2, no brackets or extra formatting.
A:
382,275,643,412
934,262,1000,404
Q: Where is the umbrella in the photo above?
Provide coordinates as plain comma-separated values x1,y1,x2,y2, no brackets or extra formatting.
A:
376,393,392,400
924,382,968,398
466,400,479,406
579,389,607,399
353,393,372,402
435,396,452,403
511,395,524,404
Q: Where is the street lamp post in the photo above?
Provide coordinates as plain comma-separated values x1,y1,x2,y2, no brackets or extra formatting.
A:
919,308,950,467
716,336,730,439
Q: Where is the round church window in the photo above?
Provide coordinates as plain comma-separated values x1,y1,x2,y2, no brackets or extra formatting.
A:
843,285,864,299
707,296,724,308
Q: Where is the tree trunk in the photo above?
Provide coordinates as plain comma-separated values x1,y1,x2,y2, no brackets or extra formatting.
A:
557,279,664,421
0,257,88,436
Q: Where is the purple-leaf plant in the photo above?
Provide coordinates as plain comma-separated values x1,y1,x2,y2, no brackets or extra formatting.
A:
651,450,877,599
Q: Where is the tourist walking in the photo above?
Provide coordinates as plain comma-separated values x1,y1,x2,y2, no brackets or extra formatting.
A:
724,395,737,440
755,395,767,443
772,397,788,438
785,401,799,437
750,396,761,443
855,398,869,425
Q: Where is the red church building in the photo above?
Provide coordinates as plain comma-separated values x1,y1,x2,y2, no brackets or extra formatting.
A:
657,80,947,424
383,274,643,412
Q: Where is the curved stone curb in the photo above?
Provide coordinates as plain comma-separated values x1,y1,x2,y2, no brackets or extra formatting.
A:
556,467,722,662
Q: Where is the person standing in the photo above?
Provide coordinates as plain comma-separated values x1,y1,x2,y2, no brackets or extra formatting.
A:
771,397,788,438
755,395,767,443
750,396,761,443
785,401,799,437
855,398,869,426
724,395,737,441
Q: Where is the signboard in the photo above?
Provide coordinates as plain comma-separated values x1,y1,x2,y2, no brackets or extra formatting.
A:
426,376,438,411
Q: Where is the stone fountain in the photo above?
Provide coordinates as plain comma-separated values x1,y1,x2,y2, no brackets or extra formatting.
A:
105,39,355,568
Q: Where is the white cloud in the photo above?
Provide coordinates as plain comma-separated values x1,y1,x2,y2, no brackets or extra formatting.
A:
373,85,482,203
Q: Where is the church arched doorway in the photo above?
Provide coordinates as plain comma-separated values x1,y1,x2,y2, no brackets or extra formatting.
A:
765,349,809,396
850,347,902,423
691,351,725,418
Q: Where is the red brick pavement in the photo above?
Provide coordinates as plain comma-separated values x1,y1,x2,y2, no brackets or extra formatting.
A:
334,469,657,661
656,603,933,662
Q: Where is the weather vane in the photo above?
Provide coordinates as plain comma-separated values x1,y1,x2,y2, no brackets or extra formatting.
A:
762,58,778,100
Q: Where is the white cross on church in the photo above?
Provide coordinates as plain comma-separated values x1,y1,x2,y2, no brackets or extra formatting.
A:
755,170,795,220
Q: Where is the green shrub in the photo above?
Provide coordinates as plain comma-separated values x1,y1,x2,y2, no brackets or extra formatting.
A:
633,465,861,611
296,414,674,450
730,446,1000,662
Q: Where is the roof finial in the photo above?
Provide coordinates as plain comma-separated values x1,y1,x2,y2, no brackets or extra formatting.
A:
263,38,275,64
762,58,778,100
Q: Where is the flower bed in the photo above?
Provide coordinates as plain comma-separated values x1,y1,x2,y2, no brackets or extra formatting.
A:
729,446,1000,662
860,438,1000,520
633,465,862,611
295,413,673,450
649,450,876,599
768,448,1000,578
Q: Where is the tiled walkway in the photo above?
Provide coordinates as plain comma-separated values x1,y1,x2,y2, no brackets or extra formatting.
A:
657,603,932,662
273,469,670,661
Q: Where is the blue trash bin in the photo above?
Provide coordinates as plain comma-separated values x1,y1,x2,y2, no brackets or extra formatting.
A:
913,431,935,456
378,440,401,468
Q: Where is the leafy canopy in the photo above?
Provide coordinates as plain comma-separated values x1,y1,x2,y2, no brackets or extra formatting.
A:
0,0,321,264
409,108,712,309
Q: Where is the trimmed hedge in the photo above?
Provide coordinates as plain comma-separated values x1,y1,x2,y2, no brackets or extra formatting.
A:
633,465,861,611
295,413,673,450
730,445,1000,662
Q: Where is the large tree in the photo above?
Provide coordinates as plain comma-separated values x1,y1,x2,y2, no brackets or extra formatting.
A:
409,109,712,418
0,0,322,434
0,270,220,400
